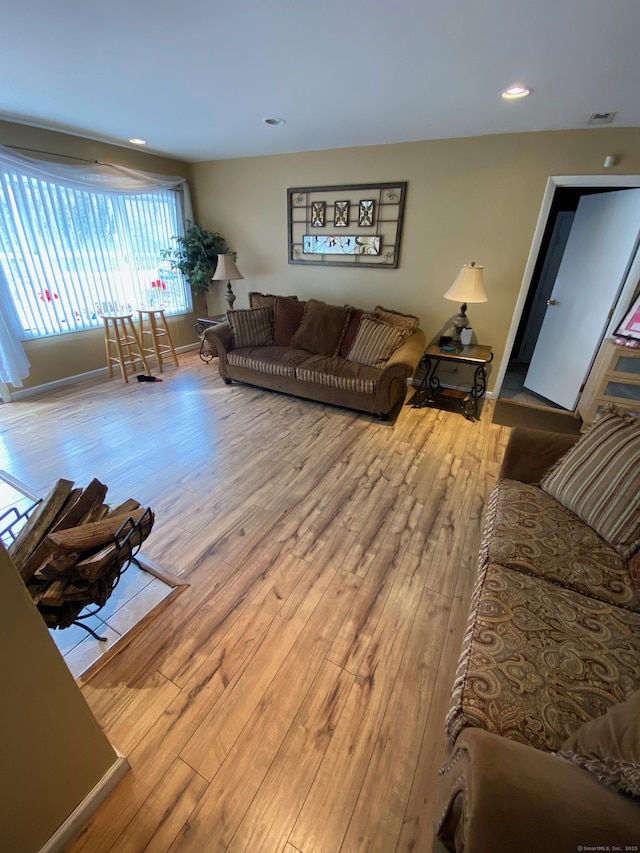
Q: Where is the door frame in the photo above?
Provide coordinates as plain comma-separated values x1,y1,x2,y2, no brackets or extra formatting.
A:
493,174,640,401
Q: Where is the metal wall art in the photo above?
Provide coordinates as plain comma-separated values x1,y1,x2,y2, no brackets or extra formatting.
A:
288,181,407,269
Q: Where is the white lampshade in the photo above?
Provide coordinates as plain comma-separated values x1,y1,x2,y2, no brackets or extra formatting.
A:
443,262,487,304
213,254,244,281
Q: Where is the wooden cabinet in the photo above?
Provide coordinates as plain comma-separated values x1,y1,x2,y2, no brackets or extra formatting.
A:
578,339,640,429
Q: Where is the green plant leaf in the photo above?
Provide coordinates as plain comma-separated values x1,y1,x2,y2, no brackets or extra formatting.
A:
161,220,236,298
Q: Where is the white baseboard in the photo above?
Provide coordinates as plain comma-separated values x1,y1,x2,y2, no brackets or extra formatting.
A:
8,343,199,401
39,752,130,853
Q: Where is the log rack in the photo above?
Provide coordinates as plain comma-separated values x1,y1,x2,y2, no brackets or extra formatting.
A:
0,471,154,640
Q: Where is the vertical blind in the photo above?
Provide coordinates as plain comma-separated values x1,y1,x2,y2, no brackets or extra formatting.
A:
0,169,189,339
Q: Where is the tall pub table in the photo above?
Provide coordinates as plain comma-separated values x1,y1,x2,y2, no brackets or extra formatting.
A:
195,314,226,362
412,342,493,420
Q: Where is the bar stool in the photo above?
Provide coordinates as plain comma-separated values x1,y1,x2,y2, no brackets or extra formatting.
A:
137,308,179,373
102,314,150,383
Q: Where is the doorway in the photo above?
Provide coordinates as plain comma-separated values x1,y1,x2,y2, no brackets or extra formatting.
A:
495,175,640,411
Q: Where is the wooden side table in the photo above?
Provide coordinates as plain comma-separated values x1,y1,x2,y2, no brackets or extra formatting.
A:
195,314,226,362
412,343,493,419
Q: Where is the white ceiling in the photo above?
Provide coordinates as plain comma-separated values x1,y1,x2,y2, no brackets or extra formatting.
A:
2,0,639,164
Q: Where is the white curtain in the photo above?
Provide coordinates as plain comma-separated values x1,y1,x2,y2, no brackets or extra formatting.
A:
0,143,192,387
0,263,30,387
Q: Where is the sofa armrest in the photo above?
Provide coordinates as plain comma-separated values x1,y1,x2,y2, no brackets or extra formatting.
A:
499,427,579,483
435,728,640,853
384,328,427,376
204,321,232,352
203,322,233,376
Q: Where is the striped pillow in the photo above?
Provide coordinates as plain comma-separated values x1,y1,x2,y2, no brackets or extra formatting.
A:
541,409,640,558
227,307,274,348
346,316,405,367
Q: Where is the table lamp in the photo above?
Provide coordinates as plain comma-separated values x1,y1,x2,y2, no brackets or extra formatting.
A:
443,261,487,342
213,254,244,312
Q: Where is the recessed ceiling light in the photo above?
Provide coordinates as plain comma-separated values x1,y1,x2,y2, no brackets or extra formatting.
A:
263,117,286,126
129,137,147,145
500,85,533,100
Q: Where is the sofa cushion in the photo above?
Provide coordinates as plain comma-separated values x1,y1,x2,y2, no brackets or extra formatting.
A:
248,291,298,309
227,346,310,378
561,688,640,763
445,562,640,752
227,307,274,348
346,316,406,367
295,355,381,395
373,305,420,335
339,308,365,357
273,296,307,347
290,299,351,356
484,479,640,612
631,551,640,592
541,408,640,559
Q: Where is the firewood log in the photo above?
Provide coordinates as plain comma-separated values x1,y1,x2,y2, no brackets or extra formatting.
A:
105,498,141,517
49,478,108,532
9,479,74,575
45,508,149,554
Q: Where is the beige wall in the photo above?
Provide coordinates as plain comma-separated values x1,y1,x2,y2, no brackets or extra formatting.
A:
0,545,118,851
4,122,640,392
190,127,640,391
0,120,199,391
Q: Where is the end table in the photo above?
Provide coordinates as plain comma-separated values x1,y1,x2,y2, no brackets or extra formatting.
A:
195,314,226,362
412,343,493,420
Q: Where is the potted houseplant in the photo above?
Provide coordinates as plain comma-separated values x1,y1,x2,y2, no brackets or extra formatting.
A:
161,221,236,314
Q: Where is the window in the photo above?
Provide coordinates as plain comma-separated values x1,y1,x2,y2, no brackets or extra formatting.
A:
0,169,189,338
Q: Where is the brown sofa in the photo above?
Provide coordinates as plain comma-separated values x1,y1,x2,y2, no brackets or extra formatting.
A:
436,417,640,851
203,294,426,419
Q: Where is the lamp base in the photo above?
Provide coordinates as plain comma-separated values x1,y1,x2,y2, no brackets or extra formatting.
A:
225,282,236,311
451,302,469,342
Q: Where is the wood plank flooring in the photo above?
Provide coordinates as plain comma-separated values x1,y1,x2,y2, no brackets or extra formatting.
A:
0,352,510,852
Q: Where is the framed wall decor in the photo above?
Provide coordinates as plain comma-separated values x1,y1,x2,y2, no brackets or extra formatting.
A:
288,181,407,269
615,289,640,340
358,200,374,227
334,200,349,227
310,201,326,227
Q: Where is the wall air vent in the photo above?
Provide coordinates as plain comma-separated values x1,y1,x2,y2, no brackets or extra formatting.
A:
588,111,617,125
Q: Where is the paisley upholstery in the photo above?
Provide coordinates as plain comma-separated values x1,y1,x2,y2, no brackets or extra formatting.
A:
486,479,640,612
446,562,640,752
440,427,640,849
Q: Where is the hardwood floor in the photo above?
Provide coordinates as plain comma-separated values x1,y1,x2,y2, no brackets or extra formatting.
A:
0,352,510,852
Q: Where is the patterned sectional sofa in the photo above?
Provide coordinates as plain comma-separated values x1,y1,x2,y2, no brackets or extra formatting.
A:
436,410,640,851
202,293,426,418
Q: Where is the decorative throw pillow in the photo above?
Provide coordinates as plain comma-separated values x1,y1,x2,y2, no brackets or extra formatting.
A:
346,316,406,367
373,305,420,336
227,307,274,348
561,689,640,764
290,299,351,356
274,296,307,347
559,690,640,801
249,292,298,309
339,308,365,357
557,753,640,801
540,408,640,558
